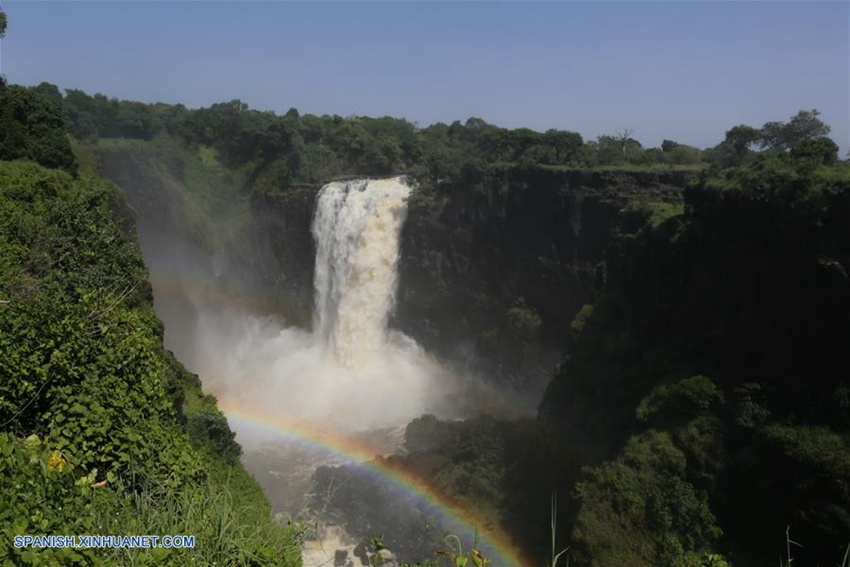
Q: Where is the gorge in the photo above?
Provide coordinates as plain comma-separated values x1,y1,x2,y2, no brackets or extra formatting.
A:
93,129,850,566
2,75,848,567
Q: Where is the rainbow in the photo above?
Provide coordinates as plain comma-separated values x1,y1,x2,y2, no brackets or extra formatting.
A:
218,401,532,567
148,274,535,564
149,275,271,314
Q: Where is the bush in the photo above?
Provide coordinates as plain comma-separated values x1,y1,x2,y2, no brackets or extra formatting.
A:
637,376,725,426
573,431,722,567
0,160,300,565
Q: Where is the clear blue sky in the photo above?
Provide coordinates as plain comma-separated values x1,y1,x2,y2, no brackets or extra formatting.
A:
2,1,848,152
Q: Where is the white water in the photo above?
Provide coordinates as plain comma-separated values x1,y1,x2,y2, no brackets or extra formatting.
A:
189,177,448,432
313,178,411,370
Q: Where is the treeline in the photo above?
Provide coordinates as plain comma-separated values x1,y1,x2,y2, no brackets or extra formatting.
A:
3,81,844,190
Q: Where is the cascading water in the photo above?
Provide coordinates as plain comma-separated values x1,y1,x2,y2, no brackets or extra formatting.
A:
184,176,446,433
312,178,411,370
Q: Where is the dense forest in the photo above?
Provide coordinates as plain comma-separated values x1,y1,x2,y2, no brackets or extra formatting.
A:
2,6,850,564
0,78,302,564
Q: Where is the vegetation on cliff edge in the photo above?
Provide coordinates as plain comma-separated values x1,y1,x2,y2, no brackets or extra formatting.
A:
0,78,301,565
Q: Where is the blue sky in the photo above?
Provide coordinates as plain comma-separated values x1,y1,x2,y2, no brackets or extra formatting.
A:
1,1,848,152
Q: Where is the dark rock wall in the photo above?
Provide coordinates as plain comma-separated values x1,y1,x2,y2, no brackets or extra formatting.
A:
248,187,319,327
392,167,688,398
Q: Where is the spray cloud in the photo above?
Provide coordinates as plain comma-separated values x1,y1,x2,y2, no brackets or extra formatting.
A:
185,177,447,434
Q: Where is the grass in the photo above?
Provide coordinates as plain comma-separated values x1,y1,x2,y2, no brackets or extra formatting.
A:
93,477,303,566
549,493,570,567
778,527,850,567
619,196,685,230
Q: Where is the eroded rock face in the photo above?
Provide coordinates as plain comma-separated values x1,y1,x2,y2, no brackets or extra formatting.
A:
249,186,320,327
392,168,688,399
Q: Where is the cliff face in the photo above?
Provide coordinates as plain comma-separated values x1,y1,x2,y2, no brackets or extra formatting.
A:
393,167,688,398
536,174,850,565
248,187,319,327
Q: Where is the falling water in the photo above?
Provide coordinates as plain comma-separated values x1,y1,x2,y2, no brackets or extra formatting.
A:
179,176,449,432
312,178,411,370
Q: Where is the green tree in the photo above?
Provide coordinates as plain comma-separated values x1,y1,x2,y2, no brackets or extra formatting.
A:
661,139,679,153
760,109,830,151
0,9,7,38
32,82,63,106
594,135,624,165
115,100,161,139
667,144,701,165
635,147,664,165
0,84,77,172
724,125,759,164
789,136,839,167
543,129,584,164
705,125,760,168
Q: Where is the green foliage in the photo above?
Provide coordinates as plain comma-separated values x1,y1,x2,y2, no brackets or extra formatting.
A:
636,376,725,426
711,125,760,167
185,401,242,463
666,144,701,166
0,82,77,173
0,159,300,564
506,300,542,340
661,140,679,153
405,414,454,454
569,304,594,337
92,135,251,260
63,89,162,142
790,136,839,167
0,160,195,478
93,474,302,566
0,434,301,566
590,135,639,166
760,109,831,151
620,198,684,230
369,534,491,567
57,88,599,194
656,139,702,165
541,152,850,565
760,424,850,480
573,431,722,567
706,110,834,170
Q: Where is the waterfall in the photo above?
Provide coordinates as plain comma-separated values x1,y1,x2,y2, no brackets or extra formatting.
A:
312,177,411,370
171,175,449,431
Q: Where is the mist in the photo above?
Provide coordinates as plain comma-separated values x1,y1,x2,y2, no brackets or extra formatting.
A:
182,305,450,432
153,177,460,435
